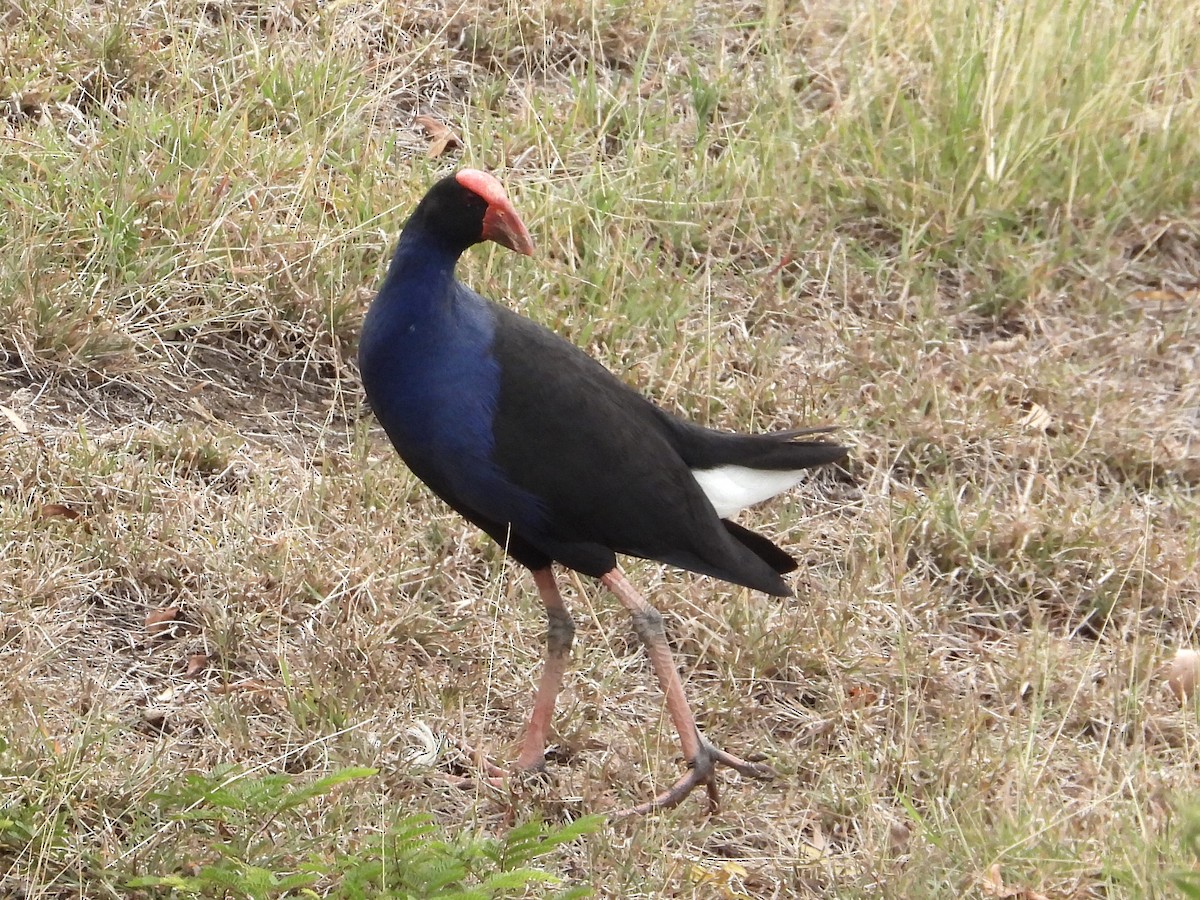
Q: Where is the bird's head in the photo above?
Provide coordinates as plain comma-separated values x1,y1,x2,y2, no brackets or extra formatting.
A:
413,169,534,257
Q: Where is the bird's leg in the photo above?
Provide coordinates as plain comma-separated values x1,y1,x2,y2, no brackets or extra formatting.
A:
514,567,575,772
600,568,775,817
450,569,572,787
449,568,573,789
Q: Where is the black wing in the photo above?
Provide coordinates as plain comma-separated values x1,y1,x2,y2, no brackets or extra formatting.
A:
488,306,838,596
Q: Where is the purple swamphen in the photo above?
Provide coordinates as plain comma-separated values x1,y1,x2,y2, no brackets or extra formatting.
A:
359,169,847,816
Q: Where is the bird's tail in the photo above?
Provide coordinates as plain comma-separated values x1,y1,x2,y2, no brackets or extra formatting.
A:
663,418,848,517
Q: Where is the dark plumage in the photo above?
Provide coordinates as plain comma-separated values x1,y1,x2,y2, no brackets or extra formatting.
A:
359,169,847,815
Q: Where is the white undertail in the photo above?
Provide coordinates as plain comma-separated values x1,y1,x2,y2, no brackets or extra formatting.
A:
690,465,808,518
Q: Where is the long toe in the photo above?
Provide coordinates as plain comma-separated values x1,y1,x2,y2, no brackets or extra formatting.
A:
444,735,561,796
447,736,511,782
709,744,777,781
612,737,776,818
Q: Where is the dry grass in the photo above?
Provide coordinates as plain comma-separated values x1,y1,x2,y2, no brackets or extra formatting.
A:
2,0,1199,896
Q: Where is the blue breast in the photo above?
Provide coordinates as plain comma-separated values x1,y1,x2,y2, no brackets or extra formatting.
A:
359,240,545,533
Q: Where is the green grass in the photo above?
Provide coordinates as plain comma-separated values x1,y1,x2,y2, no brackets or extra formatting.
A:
2,0,1199,896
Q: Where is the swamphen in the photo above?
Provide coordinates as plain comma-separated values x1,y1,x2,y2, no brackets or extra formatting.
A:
359,169,847,816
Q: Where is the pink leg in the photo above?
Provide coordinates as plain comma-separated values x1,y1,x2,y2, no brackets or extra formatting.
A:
514,567,575,771
450,568,573,787
601,569,775,817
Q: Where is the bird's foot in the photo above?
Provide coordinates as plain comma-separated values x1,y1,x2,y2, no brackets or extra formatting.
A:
444,736,511,786
612,738,776,819
444,736,553,790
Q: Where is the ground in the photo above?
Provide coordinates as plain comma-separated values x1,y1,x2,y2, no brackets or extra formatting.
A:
1,0,1199,897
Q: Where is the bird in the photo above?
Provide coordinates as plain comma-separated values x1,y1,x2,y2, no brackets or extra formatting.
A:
358,168,847,816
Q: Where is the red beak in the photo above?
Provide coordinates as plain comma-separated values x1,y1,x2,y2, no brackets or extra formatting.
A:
482,201,534,256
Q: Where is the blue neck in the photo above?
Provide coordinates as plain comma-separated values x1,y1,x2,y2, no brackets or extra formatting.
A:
376,230,463,321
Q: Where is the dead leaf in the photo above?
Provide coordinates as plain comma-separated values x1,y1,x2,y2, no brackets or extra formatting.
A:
1019,402,1052,433
1130,288,1199,303
141,708,170,732
39,724,64,756
414,115,461,159
0,404,29,433
146,606,181,637
186,653,209,676
38,503,82,521
978,864,1049,899
982,333,1028,355
980,864,1016,898
888,818,913,853
1163,648,1200,701
847,683,879,708
188,398,219,423
211,679,273,695
687,860,750,899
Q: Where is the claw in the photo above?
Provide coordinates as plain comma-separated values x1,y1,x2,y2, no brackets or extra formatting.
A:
611,738,776,818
